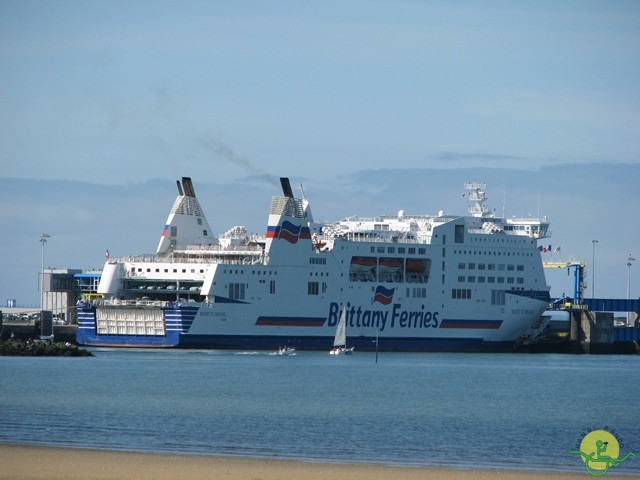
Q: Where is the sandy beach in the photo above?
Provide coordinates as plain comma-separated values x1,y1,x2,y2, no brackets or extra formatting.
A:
0,444,588,480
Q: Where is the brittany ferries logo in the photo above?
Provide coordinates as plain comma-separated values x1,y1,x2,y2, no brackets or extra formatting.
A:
267,221,311,244
373,286,395,305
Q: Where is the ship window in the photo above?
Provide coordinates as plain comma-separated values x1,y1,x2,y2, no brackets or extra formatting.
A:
458,276,465,282
507,277,514,284
455,225,464,243
497,277,505,283
478,276,485,283
413,287,426,298
197,218,202,225
468,276,475,283
398,247,406,254
270,280,276,294
308,282,319,295
419,248,426,255
171,226,177,237
408,248,416,254
491,290,506,305
458,263,466,270
229,283,245,300
488,277,495,283
468,263,475,270
517,265,524,271
478,264,485,270
452,288,471,299
203,230,208,236
517,278,524,284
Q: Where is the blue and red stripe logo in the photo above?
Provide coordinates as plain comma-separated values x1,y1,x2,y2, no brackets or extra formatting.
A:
373,286,395,305
266,221,311,244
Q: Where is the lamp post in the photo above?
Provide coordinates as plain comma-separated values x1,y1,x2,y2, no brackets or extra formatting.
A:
627,254,635,326
40,234,50,311
591,240,598,299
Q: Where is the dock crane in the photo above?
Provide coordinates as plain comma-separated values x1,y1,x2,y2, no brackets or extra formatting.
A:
543,259,587,307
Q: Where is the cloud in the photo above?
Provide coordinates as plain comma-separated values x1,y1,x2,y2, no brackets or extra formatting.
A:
433,152,526,164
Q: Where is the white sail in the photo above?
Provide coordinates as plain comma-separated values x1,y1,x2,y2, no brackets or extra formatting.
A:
333,306,347,348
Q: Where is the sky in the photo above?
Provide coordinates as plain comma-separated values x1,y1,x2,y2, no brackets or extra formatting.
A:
0,1,639,308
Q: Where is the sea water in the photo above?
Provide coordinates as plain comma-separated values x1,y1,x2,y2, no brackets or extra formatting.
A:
1,349,639,475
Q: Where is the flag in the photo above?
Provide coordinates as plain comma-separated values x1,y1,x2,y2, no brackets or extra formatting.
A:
538,246,543,251
548,245,552,252
554,246,561,253
106,249,110,259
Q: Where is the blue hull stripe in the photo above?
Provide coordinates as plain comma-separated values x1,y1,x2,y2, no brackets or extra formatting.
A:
439,319,503,329
177,334,514,353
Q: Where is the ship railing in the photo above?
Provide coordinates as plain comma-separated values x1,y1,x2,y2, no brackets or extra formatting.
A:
100,298,169,308
181,243,264,252
467,227,552,239
120,248,266,265
323,231,426,244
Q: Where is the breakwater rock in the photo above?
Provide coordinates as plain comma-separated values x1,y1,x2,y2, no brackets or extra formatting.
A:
0,339,92,357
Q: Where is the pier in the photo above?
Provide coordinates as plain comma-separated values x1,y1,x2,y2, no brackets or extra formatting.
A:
534,260,640,353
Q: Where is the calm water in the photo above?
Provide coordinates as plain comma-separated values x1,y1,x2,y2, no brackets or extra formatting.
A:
1,349,639,475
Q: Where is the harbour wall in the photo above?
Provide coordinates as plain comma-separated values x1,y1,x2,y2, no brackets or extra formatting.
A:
569,310,639,354
0,321,78,344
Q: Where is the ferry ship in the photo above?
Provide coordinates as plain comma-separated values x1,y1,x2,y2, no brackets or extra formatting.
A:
77,177,552,351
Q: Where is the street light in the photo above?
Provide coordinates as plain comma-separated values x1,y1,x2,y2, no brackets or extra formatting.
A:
627,254,635,326
40,234,50,311
591,240,598,299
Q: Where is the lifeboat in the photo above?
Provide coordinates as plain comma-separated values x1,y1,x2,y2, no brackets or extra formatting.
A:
378,258,403,274
350,257,376,273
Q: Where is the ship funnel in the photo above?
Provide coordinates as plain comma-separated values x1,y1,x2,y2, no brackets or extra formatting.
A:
280,177,294,198
182,177,196,197
156,177,217,256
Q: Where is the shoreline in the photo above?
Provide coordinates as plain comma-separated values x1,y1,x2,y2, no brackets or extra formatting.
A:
0,444,589,480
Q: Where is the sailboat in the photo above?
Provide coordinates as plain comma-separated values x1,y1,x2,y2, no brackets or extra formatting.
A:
329,306,354,355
